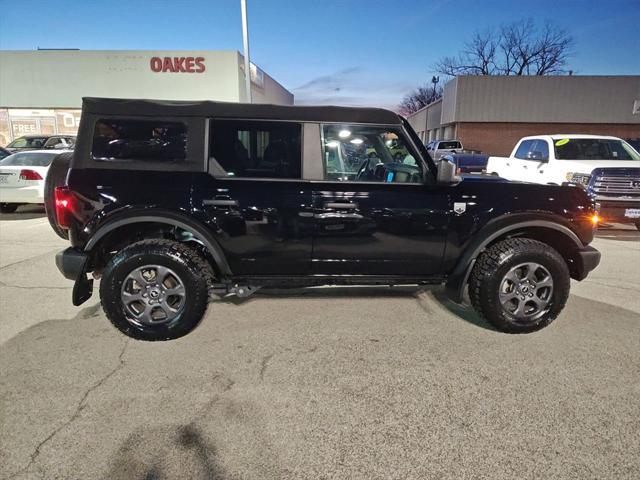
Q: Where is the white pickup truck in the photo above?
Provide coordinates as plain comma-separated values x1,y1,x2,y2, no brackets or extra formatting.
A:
486,134,640,228
487,134,639,183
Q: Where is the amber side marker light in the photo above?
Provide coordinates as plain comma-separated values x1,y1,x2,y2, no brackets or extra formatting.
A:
591,214,600,226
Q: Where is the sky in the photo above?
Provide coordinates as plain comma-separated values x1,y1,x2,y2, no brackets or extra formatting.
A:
0,0,638,109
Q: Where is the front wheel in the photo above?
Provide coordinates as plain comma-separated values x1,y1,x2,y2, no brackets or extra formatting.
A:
468,238,570,333
100,239,211,341
635,221,640,232
0,203,19,213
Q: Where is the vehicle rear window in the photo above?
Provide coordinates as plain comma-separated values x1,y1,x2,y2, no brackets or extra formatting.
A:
209,120,302,179
0,152,57,167
92,119,187,162
7,137,47,149
554,138,640,161
438,141,461,150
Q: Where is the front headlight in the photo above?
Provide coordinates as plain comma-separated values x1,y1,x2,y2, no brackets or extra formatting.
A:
566,172,591,186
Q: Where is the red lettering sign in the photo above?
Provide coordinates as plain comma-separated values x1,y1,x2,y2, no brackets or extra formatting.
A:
149,56,206,73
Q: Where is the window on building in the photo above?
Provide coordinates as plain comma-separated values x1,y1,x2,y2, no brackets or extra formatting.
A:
322,124,423,183
92,119,187,162
209,120,302,179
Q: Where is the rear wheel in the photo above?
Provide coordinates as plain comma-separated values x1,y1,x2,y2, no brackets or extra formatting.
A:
100,239,210,341
44,152,73,239
468,238,570,333
0,203,19,213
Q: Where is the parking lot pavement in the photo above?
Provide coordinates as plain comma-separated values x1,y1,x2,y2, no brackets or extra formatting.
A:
1,212,639,479
0,206,87,343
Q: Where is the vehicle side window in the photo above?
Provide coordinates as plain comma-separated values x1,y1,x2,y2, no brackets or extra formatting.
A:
321,124,423,183
529,140,549,161
92,119,187,163
209,120,301,179
514,140,534,160
44,138,63,148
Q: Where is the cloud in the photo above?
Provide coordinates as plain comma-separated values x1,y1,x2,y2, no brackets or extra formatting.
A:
294,67,363,91
293,67,414,110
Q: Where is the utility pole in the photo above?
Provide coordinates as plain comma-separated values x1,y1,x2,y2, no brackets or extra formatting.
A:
240,0,252,103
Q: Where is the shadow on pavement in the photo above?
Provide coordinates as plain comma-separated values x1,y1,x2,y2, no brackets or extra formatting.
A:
0,204,46,221
221,284,497,332
595,223,639,242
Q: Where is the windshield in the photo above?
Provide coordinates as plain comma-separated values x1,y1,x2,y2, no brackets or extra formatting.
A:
6,137,48,149
554,138,640,161
0,152,57,167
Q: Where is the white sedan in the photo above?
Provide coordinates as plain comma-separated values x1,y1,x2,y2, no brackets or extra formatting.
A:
0,150,70,213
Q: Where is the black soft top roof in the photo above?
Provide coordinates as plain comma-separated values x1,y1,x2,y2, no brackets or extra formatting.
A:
82,97,402,125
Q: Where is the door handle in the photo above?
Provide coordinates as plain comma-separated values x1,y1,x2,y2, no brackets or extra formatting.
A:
203,199,238,207
325,202,357,209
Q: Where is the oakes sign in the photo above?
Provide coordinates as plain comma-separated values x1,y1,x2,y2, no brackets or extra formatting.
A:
150,56,206,73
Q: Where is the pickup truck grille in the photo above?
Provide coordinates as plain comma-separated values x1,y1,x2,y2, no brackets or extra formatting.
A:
592,175,640,196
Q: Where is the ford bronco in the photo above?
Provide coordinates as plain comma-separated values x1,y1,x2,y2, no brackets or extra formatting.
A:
49,98,601,340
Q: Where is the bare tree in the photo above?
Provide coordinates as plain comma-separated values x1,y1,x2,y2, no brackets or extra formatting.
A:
434,19,573,77
398,83,443,116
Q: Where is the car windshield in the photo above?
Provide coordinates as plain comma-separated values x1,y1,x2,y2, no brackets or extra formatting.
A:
6,137,48,149
554,138,640,161
0,152,57,167
438,141,461,149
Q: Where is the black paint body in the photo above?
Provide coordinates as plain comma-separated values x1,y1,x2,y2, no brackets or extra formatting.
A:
58,97,600,303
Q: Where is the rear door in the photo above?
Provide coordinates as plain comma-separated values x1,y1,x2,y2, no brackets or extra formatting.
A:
196,119,313,276
311,123,449,276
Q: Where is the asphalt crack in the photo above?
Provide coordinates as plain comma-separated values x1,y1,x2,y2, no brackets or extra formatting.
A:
0,279,71,290
0,248,62,271
258,353,274,382
9,338,130,479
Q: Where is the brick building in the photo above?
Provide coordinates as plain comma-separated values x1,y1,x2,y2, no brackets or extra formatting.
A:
407,76,640,156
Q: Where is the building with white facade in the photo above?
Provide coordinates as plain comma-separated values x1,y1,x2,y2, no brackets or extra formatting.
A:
0,49,293,146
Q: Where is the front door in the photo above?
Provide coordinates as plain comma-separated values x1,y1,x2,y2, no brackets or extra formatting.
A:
312,123,449,276
513,139,549,182
196,119,313,276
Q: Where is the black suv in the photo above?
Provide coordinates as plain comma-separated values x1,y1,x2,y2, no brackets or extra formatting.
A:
50,97,600,340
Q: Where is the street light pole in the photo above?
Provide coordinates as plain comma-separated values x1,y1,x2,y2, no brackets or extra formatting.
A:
240,0,252,103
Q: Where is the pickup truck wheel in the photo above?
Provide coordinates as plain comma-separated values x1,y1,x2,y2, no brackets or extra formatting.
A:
468,238,570,333
100,239,210,341
44,152,73,239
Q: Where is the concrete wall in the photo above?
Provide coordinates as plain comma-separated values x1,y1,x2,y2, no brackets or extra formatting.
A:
451,75,640,124
406,99,443,142
0,50,293,108
237,53,294,105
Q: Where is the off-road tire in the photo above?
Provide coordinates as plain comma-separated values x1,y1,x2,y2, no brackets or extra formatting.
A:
100,239,210,341
44,152,73,239
468,238,570,333
0,203,19,213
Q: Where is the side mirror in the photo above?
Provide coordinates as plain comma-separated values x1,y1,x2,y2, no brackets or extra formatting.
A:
527,151,548,162
437,155,461,184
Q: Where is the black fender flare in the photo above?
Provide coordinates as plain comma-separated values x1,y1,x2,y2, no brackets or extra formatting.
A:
84,210,232,276
444,215,583,303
